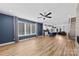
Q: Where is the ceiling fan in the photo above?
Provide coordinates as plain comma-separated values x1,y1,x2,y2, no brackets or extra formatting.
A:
38,12,52,20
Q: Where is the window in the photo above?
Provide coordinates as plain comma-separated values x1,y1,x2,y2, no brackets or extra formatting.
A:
26,24,30,34
18,23,25,35
32,24,36,34
18,21,37,36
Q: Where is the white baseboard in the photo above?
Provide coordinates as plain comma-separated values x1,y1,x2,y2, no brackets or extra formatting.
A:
0,41,15,47
0,37,36,47
0,39,30,46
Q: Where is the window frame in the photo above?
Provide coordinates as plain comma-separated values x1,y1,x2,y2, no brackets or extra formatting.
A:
31,23,36,34
18,21,37,37
26,23,31,35
18,21,25,36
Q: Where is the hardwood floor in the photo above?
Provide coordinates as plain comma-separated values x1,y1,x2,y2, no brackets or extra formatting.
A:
0,35,77,56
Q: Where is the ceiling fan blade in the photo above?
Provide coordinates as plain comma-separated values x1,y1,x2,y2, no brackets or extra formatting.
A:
46,12,52,16
46,16,52,18
40,13,44,16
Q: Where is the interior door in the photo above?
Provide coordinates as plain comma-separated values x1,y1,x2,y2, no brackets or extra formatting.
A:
70,17,76,39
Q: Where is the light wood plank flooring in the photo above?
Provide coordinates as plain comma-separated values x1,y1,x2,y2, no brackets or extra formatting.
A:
0,35,77,56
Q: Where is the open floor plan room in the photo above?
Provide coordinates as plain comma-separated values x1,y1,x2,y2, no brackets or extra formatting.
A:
0,3,79,56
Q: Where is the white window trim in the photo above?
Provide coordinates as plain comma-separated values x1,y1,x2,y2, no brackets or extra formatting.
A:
18,21,37,37
18,21,25,36
31,23,37,35
30,24,32,35
26,23,31,35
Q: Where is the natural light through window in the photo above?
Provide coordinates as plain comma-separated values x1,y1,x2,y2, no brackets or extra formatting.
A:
18,21,36,36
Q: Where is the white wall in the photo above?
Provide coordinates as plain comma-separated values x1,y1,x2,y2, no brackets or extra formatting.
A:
76,4,79,36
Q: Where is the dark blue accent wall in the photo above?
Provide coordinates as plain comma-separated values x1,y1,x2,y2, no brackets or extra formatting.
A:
0,13,43,44
37,23,43,36
0,13,14,44
19,35,36,40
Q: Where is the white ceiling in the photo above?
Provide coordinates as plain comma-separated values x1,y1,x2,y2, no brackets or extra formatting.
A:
0,3,77,26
